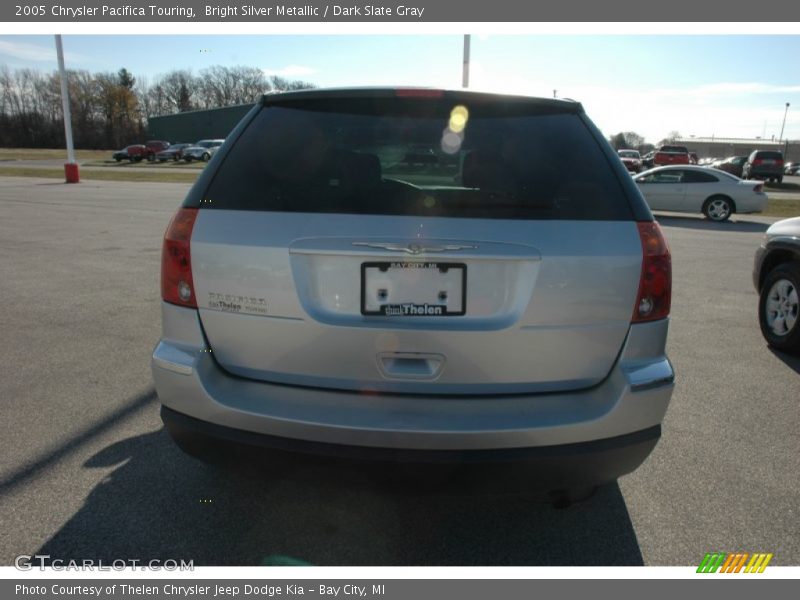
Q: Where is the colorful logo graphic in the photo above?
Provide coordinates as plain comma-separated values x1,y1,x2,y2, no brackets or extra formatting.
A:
697,552,773,573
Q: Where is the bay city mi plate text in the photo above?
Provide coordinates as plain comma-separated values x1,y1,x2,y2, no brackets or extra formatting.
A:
207,5,425,17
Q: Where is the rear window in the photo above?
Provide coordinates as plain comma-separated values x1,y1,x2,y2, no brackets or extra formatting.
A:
660,145,689,153
755,151,783,160
203,99,632,220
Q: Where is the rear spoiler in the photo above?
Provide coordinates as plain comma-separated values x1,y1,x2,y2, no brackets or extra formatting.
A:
261,87,584,113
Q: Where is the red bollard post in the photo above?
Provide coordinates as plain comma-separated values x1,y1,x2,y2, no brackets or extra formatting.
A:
64,162,80,183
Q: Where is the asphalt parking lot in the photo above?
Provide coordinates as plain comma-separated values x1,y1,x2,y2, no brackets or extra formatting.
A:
0,176,798,566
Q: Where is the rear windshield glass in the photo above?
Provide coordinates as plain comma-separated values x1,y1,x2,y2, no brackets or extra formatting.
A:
756,151,783,160
203,100,632,220
660,145,688,153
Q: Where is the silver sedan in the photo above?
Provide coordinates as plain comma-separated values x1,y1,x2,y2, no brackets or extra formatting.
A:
634,165,768,222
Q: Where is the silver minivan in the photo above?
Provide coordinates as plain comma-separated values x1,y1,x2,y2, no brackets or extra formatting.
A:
152,88,674,498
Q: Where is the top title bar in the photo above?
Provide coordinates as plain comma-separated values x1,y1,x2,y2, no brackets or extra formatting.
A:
3,0,800,22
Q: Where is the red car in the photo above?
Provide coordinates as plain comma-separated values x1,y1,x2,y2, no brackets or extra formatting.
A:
653,145,690,166
111,140,170,162
617,149,642,173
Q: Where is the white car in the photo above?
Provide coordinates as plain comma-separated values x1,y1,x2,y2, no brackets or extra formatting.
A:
183,139,225,162
634,165,768,222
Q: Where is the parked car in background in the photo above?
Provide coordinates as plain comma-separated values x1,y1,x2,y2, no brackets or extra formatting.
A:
112,147,131,161
157,143,191,162
688,152,699,165
784,161,800,175
642,151,655,170
753,216,800,354
653,145,690,167
618,149,642,173
713,155,748,178
183,139,225,162
113,141,170,162
112,144,147,162
742,150,785,183
634,165,767,221
153,88,674,502
144,140,170,161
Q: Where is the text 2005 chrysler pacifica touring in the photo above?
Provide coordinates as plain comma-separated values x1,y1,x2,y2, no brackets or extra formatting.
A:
152,88,674,498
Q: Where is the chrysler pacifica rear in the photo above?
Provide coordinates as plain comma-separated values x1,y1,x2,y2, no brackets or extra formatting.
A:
152,88,674,496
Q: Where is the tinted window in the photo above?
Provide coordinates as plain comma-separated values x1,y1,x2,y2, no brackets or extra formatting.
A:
683,170,719,183
755,151,783,160
204,102,632,220
661,145,688,153
637,170,685,184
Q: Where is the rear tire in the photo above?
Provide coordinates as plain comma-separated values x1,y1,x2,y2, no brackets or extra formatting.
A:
702,195,733,222
759,262,800,354
777,176,783,184
202,152,210,161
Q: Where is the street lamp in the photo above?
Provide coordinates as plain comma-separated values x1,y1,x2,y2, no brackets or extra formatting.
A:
779,102,790,144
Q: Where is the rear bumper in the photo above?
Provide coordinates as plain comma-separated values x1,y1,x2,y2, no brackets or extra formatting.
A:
748,167,784,177
162,404,660,487
152,303,673,475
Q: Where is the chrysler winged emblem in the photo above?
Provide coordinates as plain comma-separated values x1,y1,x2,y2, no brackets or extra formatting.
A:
352,242,477,255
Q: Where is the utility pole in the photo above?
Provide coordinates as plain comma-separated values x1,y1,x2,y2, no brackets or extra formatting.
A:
779,102,790,144
55,35,79,183
462,34,470,88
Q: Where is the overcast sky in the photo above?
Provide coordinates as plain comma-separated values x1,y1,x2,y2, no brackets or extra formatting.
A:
1,34,798,144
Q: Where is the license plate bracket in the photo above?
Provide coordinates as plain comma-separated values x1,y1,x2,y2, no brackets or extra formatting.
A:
361,261,466,316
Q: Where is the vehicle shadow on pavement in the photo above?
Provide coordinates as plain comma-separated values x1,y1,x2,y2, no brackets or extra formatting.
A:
767,348,800,376
36,429,644,566
655,216,771,233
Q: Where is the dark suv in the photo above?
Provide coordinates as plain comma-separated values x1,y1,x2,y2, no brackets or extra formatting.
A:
743,150,785,183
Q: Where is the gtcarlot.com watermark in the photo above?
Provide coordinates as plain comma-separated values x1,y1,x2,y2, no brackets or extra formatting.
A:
15,554,194,571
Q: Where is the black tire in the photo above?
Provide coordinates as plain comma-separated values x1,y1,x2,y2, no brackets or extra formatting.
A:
128,157,135,163
184,156,193,162
202,152,210,161
159,158,167,163
173,155,179,162
759,262,800,354
115,157,122,162
147,153,155,162
702,195,734,222
777,176,783,184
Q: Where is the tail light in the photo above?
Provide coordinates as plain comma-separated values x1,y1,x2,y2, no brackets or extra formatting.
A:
752,159,763,166
753,183,764,193
632,221,671,323
776,159,784,166
161,207,198,308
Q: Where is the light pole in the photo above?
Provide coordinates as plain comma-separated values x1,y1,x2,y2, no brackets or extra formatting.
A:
462,34,470,88
55,35,79,183
779,102,790,144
